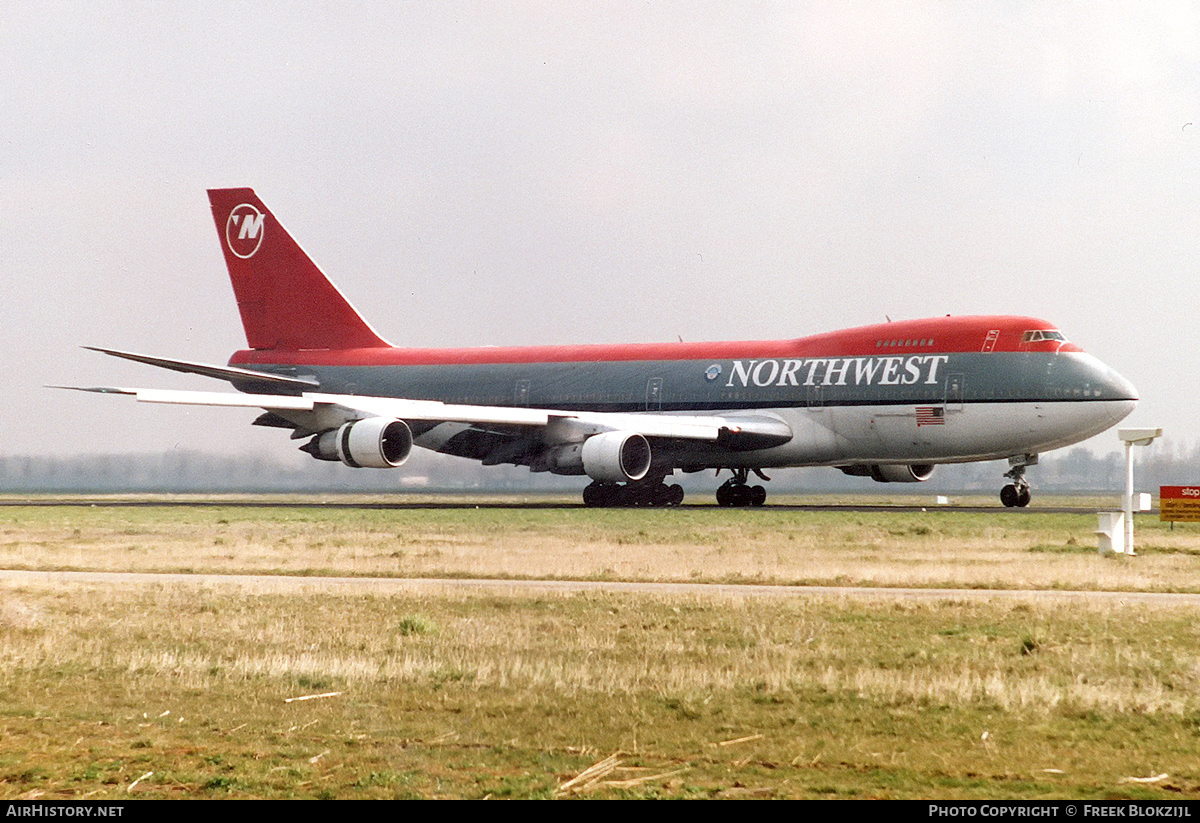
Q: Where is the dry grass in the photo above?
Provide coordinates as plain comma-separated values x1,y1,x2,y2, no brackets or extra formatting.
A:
3,498,1200,799
1,498,1198,592
4,573,1200,798
3,578,1198,714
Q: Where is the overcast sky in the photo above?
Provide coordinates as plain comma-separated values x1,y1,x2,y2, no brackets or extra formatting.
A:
3,2,1196,470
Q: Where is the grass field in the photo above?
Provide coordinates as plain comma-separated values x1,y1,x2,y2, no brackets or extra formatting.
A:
2,494,1198,591
2,496,1200,799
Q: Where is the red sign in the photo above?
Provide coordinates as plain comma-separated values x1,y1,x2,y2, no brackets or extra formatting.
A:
1160,487,1200,521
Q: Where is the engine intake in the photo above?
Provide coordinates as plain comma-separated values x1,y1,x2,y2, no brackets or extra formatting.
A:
839,464,935,483
305,418,413,468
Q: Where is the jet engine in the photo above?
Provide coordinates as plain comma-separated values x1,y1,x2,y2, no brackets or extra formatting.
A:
839,464,935,483
541,431,653,481
304,418,413,468
581,431,652,482
869,463,935,483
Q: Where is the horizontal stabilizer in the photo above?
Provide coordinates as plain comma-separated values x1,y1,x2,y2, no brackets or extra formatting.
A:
49,385,137,395
83,347,319,390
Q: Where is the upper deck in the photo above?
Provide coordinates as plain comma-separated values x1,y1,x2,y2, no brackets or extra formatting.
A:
229,316,1081,368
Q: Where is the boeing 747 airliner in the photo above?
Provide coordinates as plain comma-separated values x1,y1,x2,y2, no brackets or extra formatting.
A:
74,189,1138,507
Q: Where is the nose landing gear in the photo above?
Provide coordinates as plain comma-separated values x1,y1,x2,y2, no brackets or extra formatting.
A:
1000,454,1037,508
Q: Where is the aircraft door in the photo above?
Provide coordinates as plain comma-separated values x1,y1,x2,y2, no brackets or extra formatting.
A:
646,377,663,411
515,379,531,407
807,384,825,411
944,373,965,411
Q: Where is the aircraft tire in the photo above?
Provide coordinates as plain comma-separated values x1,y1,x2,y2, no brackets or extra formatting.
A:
646,482,684,507
583,482,617,507
586,481,684,508
1017,487,1032,507
716,483,734,506
717,482,760,507
1000,484,1019,508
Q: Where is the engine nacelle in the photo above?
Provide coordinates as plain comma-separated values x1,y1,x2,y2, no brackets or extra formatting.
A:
580,431,652,482
868,463,935,483
307,418,413,468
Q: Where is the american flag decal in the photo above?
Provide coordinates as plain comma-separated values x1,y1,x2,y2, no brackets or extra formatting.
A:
916,406,945,426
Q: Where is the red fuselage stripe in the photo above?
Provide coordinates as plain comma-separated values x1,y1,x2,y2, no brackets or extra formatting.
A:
227,316,1082,367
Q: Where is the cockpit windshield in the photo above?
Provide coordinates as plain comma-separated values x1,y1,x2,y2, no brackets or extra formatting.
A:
1022,330,1067,344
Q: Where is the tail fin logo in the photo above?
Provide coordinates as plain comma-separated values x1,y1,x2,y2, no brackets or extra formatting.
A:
225,203,265,259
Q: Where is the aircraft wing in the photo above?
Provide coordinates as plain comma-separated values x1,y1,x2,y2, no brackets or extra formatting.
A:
61,386,792,449
66,348,793,462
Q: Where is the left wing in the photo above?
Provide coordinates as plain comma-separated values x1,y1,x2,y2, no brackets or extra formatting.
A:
63,385,739,441
65,349,795,479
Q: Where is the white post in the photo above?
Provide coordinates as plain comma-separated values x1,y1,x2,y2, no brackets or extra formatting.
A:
1124,438,1135,556
1117,428,1163,559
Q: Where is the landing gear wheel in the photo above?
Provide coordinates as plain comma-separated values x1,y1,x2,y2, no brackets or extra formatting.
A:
583,482,616,508
583,480,685,508
716,470,768,507
1000,456,1036,509
716,482,735,507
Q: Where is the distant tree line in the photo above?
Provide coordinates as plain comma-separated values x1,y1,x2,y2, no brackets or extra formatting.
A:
0,441,1191,496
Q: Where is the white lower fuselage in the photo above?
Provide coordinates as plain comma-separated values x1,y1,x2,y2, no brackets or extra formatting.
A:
706,398,1138,469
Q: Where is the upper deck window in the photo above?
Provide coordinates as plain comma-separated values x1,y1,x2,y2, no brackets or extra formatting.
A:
1022,330,1067,344
875,338,935,348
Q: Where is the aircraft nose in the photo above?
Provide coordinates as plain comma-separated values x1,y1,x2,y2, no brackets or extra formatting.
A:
1052,353,1137,402
1105,367,1138,404
1097,361,1138,426
1050,352,1138,432
1092,355,1138,400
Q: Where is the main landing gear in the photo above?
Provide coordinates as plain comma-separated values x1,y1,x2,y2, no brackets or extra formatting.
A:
715,468,769,507
999,454,1037,508
583,478,685,508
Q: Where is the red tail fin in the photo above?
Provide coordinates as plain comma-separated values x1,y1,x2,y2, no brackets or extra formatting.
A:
208,188,390,351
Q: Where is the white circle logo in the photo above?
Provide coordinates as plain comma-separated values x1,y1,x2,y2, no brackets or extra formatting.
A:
225,203,265,259
705,364,722,382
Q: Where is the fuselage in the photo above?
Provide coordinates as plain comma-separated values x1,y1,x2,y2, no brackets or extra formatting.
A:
228,314,1137,471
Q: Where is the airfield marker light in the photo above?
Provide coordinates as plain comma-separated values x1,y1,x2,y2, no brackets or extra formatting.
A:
1117,428,1162,556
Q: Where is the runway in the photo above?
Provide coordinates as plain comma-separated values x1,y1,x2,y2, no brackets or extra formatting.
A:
3,568,1197,606
0,496,1117,515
